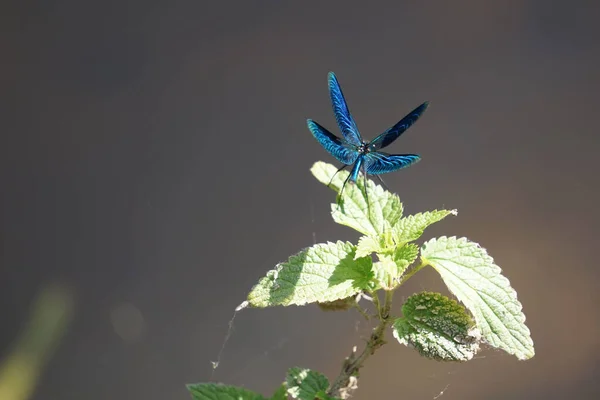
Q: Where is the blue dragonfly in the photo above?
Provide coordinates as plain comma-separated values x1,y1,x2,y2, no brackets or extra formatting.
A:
307,72,428,208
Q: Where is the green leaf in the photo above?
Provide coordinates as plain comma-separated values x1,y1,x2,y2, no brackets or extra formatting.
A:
286,367,332,400
355,221,398,259
372,256,398,290
247,241,373,307
187,383,266,400
393,243,420,278
393,209,457,245
392,292,481,361
421,237,535,360
372,244,420,290
270,384,288,400
311,161,403,237
355,235,381,259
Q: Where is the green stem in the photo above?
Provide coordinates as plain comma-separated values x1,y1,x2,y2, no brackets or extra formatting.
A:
370,291,382,320
352,303,372,320
326,290,394,399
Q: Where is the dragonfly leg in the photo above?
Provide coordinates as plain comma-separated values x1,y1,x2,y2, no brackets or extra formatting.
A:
328,164,348,188
362,165,371,218
336,173,353,212
374,174,390,191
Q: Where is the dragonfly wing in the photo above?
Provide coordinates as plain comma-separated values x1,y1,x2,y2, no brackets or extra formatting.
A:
328,72,362,146
369,102,429,150
364,152,421,175
307,119,359,165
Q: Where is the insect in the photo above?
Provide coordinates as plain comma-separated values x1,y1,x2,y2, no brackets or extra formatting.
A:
307,72,429,207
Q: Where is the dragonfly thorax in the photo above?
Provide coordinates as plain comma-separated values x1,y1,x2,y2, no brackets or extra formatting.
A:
358,142,371,154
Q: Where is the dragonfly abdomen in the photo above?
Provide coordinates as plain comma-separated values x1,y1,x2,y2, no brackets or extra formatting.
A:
348,156,364,183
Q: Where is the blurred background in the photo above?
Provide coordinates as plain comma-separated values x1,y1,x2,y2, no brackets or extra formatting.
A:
1,1,599,399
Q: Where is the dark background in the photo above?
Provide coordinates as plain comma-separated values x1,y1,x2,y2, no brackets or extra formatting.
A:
2,1,599,399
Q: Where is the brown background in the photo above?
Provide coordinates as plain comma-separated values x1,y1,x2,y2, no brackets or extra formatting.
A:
2,1,599,399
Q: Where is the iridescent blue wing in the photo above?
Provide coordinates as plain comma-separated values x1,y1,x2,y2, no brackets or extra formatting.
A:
307,119,359,165
328,72,362,146
369,102,429,151
364,152,421,175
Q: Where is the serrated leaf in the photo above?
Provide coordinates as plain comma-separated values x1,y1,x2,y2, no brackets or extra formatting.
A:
392,292,481,361
247,241,373,307
286,367,331,400
270,384,288,400
372,256,398,290
187,383,266,400
311,161,403,237
393,243,420,278
393,209,457,245
355,235,381,259
372,244,420,290
421,237,535,360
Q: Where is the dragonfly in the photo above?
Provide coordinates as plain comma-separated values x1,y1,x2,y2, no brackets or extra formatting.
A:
307,72,429,208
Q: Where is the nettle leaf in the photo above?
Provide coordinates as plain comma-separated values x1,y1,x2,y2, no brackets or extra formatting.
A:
355,235,381,259
393,209,457,245
372,244,419,290
247,241,373,307
286,367,334,400
311,162,403,237
393,243,420,278
270,384,288,400
355,222,397,259
421,237,535,360
392,292,481,361
372,256,398,290
187,383,266,400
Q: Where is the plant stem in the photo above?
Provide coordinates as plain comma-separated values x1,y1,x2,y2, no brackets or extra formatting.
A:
371,291,382,319
326,290,394,399
352,303,372,320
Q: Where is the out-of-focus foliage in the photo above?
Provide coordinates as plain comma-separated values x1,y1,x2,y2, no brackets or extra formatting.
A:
0,284,73,400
